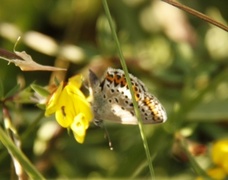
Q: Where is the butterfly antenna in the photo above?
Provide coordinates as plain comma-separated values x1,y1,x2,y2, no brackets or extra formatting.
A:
103,124,114,150
94,119,113,150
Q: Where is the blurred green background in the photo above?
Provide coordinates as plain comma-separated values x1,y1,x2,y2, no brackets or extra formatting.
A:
0,0,228,179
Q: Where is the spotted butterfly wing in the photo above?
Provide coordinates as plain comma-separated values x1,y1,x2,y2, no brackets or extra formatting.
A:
89,67,167,125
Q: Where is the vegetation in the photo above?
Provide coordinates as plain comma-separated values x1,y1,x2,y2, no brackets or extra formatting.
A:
0,0,228,179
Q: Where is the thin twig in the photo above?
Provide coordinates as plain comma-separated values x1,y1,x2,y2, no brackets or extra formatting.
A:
161,0,228,32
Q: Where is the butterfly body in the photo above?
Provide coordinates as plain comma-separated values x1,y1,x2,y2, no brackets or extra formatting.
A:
89,67,167,125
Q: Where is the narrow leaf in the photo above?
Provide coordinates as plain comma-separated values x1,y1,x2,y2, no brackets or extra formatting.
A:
31,84,50,97
0,127,45,179
5,84,20,99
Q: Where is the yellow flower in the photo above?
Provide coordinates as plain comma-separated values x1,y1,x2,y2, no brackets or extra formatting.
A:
207,167,226,180
196,139,228,180
45,75,93,143
212,139,228,174
196,167,226,180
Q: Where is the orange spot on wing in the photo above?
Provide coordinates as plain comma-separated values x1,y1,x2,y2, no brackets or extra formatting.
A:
143,97,161,121
106,73,141,101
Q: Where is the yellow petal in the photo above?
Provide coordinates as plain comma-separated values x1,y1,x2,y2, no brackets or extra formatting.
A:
74,134,85,144
55,107,74,128
221,156,228,174
54,88,76,127
72,96,93,124
45,82,64,116
65,82,93,123
68,74,83,89
212,139,228,166
207,167,227,180
66,82,86,99
71,113,88,143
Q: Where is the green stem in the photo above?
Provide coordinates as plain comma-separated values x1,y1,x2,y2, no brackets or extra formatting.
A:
102,0,155,178
0,127,45,180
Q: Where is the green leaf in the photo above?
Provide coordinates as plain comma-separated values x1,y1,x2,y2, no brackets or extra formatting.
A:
0,127,45,179
36,103,46,110
5,84,20,99
31,84,50,97
14,86,34,104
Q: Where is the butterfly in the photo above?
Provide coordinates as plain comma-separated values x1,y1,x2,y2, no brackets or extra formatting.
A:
88,67,167,126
